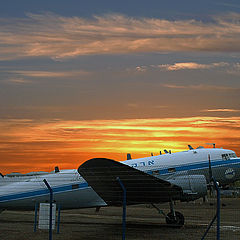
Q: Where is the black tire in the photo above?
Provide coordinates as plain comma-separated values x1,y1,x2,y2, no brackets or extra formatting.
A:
166,211,185,226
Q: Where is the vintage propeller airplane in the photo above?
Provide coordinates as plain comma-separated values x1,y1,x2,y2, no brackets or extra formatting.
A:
0,145,239,226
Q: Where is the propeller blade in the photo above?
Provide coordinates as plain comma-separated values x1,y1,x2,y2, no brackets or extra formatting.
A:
208,154,214,196
208,154,213,181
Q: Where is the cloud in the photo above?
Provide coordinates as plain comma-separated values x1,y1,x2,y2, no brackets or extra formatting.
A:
227,63,240,76
135,62,230,72
1,12,240,60
13,70,90,78
162,84,236,91
161,62,212,71
201,108,240,112
159,62,229,71
1,70,91,85
135,66,147,72
6,78,33,84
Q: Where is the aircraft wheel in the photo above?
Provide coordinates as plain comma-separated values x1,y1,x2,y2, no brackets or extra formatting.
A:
166,211,185,226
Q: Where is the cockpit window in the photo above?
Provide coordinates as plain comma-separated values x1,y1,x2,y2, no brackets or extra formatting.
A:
222,153,237,160
229,153,237,158
222,154,230,160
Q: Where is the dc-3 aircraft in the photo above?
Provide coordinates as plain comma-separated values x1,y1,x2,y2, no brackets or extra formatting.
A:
0,146,239,226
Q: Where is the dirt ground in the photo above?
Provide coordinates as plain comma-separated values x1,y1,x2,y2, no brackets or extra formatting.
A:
0,198,239,240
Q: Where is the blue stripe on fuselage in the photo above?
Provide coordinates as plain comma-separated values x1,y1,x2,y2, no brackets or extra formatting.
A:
146,158,240,175
0,182,88,203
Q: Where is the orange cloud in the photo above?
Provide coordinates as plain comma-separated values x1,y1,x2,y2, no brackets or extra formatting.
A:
201,109,240,112
1,13,240,60
1,70,92,85
135,62,230,72
13,70,90,78
0,117,239,174
158,62,229,71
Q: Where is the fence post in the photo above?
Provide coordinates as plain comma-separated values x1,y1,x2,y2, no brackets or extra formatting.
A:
201,177,220,240
214,178,221,240
34,202,38,232
117,177,126,240
43,179,53,240
57,204,61,234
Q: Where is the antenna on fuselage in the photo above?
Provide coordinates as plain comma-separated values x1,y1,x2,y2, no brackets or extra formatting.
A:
127,153,132,160
151,153,154,156
206,143,216,148
164,149,169,154
160,151,162,155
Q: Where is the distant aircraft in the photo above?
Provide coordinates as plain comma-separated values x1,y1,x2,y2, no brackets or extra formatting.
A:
0,146,239,226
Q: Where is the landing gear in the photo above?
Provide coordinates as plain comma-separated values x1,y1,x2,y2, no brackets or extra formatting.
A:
166,199,184,226
166,211,184,226
151,199,185,227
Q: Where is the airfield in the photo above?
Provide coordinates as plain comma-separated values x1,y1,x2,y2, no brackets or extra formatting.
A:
0,197,239,240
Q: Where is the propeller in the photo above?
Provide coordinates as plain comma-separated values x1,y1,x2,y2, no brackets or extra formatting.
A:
206,143,216,148
208,154,214,196
208,154,213,181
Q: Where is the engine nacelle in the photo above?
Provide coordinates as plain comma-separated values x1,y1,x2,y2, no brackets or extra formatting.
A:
167,175,208,202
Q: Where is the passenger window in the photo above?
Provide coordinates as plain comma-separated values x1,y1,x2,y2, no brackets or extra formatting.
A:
168,168,176,173
152,170,159,176
72,184,79,189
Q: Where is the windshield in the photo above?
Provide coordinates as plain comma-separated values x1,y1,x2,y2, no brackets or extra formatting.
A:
222,153,237,160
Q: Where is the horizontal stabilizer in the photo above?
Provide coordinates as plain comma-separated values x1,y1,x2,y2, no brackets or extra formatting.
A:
78,158,182,206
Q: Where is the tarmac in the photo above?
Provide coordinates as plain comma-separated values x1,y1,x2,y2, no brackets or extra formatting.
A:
0,198,239,240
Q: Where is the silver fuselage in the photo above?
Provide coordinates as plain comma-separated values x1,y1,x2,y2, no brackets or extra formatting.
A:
0,148,240,210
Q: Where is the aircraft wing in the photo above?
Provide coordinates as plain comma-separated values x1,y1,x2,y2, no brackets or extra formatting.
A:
78,158,182,206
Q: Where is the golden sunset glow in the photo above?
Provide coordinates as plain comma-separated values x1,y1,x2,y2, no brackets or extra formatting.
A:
0,117,239,174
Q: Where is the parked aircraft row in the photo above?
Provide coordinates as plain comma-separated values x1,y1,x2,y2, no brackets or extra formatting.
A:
0,146,239,225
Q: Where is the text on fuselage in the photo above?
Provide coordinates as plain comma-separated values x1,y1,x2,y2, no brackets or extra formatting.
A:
131,160,155,168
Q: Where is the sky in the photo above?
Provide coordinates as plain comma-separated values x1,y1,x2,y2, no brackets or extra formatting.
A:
0,0,240,174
